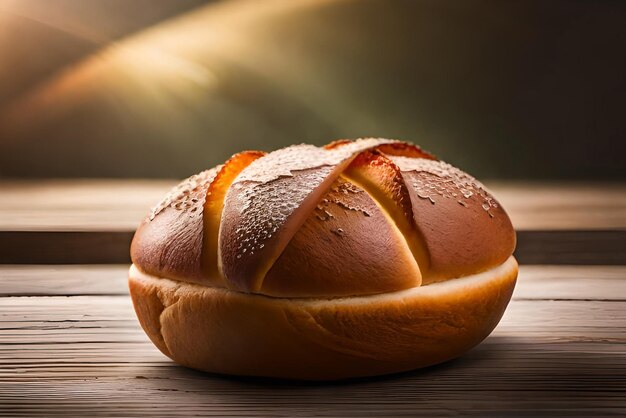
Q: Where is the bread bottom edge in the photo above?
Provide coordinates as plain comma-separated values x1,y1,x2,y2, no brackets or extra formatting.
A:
128,256,518,380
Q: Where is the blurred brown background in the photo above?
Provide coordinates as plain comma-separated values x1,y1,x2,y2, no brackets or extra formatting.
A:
0,0,624,179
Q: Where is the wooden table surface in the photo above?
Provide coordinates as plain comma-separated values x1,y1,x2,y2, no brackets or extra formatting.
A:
0,180,625,416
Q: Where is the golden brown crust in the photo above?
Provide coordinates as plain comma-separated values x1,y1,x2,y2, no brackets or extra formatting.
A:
130,168,220,283
203,151,266,286
131,138,516,295
342,150,432,279
218,139,400,292
263,177,420,297
128,257,518,380
389,157,516,280
129,138,518,380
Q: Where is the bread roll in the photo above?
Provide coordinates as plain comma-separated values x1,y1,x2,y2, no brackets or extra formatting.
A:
130,138,517,380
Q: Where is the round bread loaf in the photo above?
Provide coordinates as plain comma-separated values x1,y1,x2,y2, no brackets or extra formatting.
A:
129,138,517,380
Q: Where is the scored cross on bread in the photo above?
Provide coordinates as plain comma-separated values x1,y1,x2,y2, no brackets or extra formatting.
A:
131,138,515,297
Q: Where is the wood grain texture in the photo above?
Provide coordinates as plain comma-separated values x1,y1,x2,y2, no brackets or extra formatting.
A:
0,265,625,416
0,296,624,416
0,180,173,232
2,264,625,298
0,181,625,265
487,181,626,230
1,180,624,231
0,265,129,296
0,180,624,415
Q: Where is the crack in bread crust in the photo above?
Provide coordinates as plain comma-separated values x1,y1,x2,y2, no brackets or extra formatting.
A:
341,150,431,281
218,138,403,292
204,151,266,286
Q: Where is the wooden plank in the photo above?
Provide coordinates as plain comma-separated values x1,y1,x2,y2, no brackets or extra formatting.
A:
1,180,625,232
1,264,625,299
2,229,624,265
516,229,626,265
0,295,624,416
488,181,626,230
0,180,173,232
0,231,133,264
0,265,129,296
0,383,621,417
0,359,623,416
514,265,626,301
0,181,625,265
1,296,624,343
